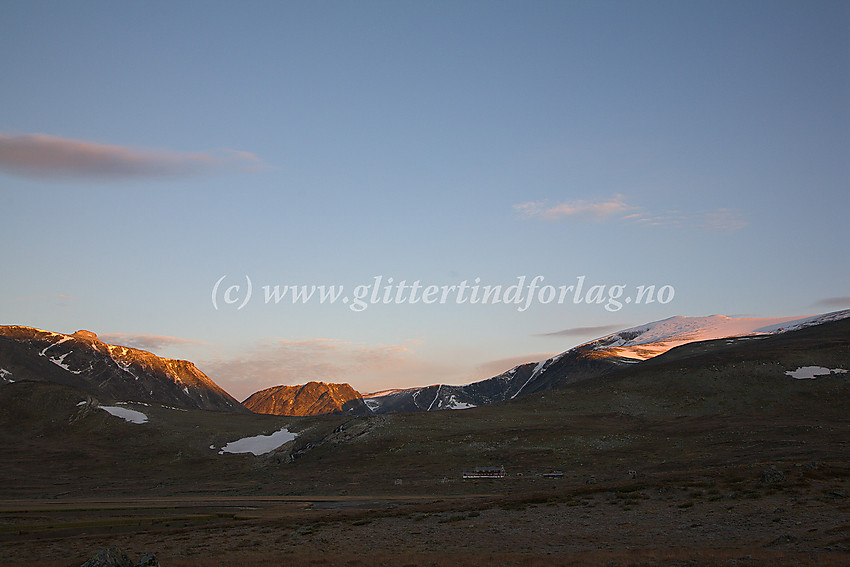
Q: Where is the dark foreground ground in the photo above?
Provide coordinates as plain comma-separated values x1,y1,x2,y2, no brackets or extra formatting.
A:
2,461,849,567
2,321,849,565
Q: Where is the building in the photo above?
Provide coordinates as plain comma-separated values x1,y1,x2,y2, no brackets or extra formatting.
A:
462,466,506,479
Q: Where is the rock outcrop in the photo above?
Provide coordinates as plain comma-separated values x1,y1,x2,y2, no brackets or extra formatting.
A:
243,381,368,416
0,326,246,412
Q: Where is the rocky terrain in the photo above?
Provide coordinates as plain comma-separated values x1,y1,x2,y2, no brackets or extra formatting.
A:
242,381,369,416
0,326,246,413
363,309,850,414
1,315,848,565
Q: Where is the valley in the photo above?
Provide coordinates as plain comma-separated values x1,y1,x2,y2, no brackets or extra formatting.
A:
1,317,849,565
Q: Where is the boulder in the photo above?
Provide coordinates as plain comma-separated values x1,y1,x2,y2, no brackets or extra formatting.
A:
79,549,158,567
80,548,132,567
761,466,785,483
135,553,159,567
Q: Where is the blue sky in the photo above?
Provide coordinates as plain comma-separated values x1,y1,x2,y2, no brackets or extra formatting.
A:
2,1,848,399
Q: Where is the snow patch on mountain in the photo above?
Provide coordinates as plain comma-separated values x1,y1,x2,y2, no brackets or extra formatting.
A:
99,405,148,424
363,388,410,398
39,336,71,356
444,395,476,410
426,385,443,411
511,360,546,399
216,427,297,456
583,310,850,360
110,355,143,381
49,351,82,373
512,354,564,399
785,366,848,380
755,310,850,333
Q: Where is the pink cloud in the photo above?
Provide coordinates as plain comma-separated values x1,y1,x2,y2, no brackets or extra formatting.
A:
514,194,632,221
474,353,558,379
700,208,747,231
812,297,850,309
515,194,746,232
198,338,452,401
0,133,264,180
99,333,205,351
536,324,625,337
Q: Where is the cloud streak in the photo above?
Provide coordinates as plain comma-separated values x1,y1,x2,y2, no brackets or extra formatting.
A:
514,194,632,221
475,353,557,379
13,293,73,307
99,333,204,351
536,324,625,337
0,133,264,180
812,297,850,309
699,208,748,232
515,194,747,232
198,338,447,401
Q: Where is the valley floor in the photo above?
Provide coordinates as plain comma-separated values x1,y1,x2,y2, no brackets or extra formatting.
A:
2,466,849,567
3,320,850,565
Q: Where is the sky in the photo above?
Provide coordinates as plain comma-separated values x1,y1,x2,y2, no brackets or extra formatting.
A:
2,1,848,400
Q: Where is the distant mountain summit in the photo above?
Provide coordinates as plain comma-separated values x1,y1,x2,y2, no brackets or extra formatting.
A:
5,309,848,418
243,381,368,416
582,310,850,360
363,309,850,414
0,326,246,412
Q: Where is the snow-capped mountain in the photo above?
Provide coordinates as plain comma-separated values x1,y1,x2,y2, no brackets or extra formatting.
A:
582,310,850,360
0,326,246,412
5,309,848,417
362,348,629,414
363,309,850,414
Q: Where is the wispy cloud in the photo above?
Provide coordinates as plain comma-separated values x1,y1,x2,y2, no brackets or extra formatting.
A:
700,208,747,231
475,353,557,379
515,194,747,232
0,133,264,180
812,297,850,309
12,293,73,308
198,338,448,401
514,194,632,221
99,333,204,351
536,324,625,337
623,210,688,228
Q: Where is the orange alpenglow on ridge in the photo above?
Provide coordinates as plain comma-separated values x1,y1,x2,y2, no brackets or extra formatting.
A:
242,381,365,416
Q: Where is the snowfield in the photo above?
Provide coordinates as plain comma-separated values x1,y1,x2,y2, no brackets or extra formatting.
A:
444,394,476,410
363,388,410,398
584,310,850,361
98,405,148,424
785,366,848,380
216,427,298,456
49,351,82,373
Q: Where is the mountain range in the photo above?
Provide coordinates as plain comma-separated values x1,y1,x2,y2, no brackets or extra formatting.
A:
2,309,848,417
360,309,850,414
3,309,848,564
0,326,245,412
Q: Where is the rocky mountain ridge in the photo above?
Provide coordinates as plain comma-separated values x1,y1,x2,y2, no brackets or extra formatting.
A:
242,381,368,416
5,309,848,417
0,326,246,412
362,309,850,413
